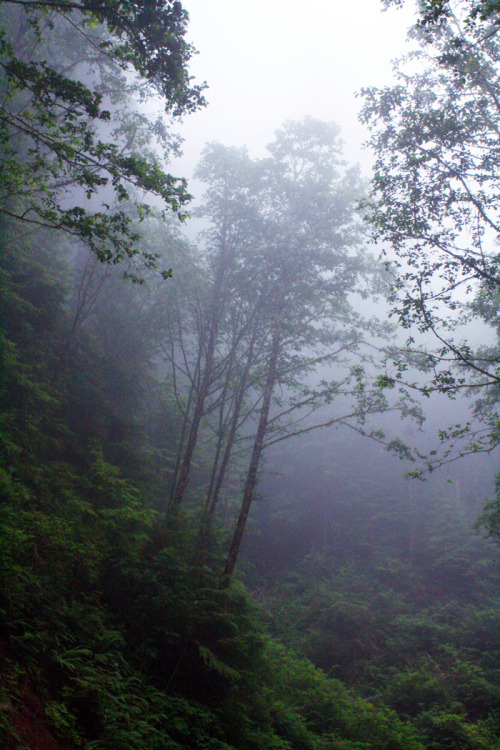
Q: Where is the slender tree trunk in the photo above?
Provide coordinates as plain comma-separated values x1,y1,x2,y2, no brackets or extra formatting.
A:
223,321,281,579
203,346,236,510
169,392,209,510
167,370,197,508
169,231,232,512
52,254,106,384
206,329,257,518
198,329,258,567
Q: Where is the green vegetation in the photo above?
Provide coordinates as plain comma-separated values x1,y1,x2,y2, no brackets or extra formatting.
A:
2,1,500,748
360,0,500,469
0,201,426,750
2,170,500,749
0,0,205,274
259,481,500,750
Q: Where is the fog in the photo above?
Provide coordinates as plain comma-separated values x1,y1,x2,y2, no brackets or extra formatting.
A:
158,0,499,521
4,3,500,746
174,0,417,179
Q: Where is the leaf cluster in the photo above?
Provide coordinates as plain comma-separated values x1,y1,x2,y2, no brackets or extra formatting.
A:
0,0,204,275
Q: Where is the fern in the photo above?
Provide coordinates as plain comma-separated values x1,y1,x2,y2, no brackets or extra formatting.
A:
197,644,241,681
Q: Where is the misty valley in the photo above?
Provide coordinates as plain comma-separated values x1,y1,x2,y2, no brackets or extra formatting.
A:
2,1,500,749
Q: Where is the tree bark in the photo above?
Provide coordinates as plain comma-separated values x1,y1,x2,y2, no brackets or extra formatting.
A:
206,328,258,518
223,320,281,579
197,328,259,567
168,226,232,512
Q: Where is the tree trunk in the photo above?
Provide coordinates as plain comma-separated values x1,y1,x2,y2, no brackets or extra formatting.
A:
167,363,198,508
169,228,232,512
206,328,258,518
223,321,281,579
198,329,258,567
169,393,209,511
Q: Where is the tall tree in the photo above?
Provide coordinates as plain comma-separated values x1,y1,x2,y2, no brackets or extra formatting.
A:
222,118,413,577
360,0,500,469
163,144,266,513
160,119,418,571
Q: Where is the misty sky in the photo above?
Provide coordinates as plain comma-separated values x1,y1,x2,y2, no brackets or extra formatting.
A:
174,0,416,179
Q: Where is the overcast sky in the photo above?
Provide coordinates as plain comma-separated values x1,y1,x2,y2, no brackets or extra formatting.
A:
173,0,416,181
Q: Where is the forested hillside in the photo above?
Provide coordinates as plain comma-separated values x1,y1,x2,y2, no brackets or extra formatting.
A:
2,1,500,749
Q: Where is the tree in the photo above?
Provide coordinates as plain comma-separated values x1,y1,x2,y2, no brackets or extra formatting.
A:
383,0,500,32
164,144,265,514
0,0,205,274
359,0,500,470
157,118,419,574
220,118,418,577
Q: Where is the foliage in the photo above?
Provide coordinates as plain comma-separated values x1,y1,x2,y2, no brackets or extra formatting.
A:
360,0,500,470
249,431,500,749
0,210,429,750
2,13,500,744
476,472,500,541
0,233,499,750
162,118,422,577
0,0,205,275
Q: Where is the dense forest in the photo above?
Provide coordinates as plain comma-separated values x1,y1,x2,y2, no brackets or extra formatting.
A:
2,1,500,748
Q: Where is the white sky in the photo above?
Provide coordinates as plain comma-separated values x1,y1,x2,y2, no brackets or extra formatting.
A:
173,0,416,181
